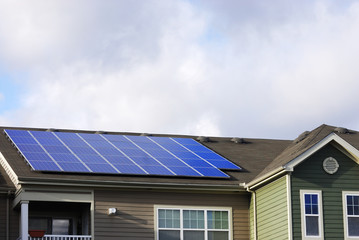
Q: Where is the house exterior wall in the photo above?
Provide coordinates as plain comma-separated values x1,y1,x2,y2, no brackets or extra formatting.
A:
0,195,19,240
291,143,359,240
94,189,249,240
253,175,288,240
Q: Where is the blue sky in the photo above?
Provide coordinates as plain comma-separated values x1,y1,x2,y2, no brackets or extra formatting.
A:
0,70,21,114
1,0,359,139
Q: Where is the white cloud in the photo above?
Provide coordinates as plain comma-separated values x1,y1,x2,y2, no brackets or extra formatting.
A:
1,0,359,139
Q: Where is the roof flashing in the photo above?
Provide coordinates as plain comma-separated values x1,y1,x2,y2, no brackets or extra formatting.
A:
334,127,354,134
46,128,58,132
197,136,210,143
231,138,250,144
95,131,108,134
294,131,309,143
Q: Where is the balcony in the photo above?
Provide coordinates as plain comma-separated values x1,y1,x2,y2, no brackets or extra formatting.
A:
21,235,91,240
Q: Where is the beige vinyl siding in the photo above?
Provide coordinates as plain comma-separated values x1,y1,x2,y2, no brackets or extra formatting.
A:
0,195,6,239
291,143,359,240
94,189,249,240
255,175,288,240
0,195,19,240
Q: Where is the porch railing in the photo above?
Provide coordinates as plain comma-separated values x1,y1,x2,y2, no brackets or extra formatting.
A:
18,235,91,240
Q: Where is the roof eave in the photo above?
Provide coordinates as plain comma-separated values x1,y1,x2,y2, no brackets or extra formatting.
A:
245,166,289,189
17,176,244,192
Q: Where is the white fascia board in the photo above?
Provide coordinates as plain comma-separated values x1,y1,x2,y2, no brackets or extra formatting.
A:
0,152,19,189
285,133,359,170
245,167,287,189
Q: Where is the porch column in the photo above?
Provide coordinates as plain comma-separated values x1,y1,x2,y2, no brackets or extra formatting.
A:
20,201,29,240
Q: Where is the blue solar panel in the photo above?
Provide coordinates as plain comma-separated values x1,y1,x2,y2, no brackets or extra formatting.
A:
170,137,241,170
25,152,53,161
30,161,62,171
110,141,138,149
141,165,173,175
113,164,146,174
6,129,31,137
208,160,240,169
51,153,80,162
171,137,198,145
58,162,90,172
86,163,118,173
169,167,201,176
95,147,122,156
155,157,188,167
104,155,134,165
194,167,228,177
17,144,44,153
77,154,107,164
10,136,38,145
5,129,241,178
43,145,71,154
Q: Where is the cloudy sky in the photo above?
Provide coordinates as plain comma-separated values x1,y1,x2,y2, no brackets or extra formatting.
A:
1,0,359,140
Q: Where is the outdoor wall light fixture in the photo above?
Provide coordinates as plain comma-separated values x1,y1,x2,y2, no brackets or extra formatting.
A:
108,208,117,215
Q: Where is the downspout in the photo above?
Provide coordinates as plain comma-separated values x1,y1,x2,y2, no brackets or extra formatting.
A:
246,188,257,240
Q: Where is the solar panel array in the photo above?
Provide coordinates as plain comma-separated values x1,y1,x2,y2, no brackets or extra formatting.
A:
4,129,241,178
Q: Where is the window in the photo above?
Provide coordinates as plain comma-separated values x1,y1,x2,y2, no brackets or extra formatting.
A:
300,190,323,240
29,217,73,235
343,192,359,239
156,206,231,240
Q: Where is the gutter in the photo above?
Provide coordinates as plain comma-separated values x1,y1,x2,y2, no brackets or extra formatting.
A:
18,176,244,192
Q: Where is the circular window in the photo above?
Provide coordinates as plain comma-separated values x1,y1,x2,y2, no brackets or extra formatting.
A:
323,157,339,174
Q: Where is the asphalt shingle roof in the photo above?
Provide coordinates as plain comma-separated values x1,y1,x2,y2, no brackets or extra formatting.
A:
0,126,291,188
2,124,357,189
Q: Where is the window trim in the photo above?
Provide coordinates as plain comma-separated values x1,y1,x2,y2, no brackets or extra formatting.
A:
154,205,232,240
300,190,324,240
342,191,359,240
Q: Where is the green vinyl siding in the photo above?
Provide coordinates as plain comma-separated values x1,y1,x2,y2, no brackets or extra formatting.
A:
291,143,359,240
255,175,288,240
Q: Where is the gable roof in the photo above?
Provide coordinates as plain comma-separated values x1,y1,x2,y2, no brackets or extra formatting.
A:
3,124,357,192
246,124,359,188
0,126,290,191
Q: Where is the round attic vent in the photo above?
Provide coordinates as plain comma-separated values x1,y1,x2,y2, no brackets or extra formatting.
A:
323,157,339,174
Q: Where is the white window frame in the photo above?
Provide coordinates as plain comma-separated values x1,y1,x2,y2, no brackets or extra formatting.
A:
300,190,324,240
343,191,359,240
154,205,232,240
